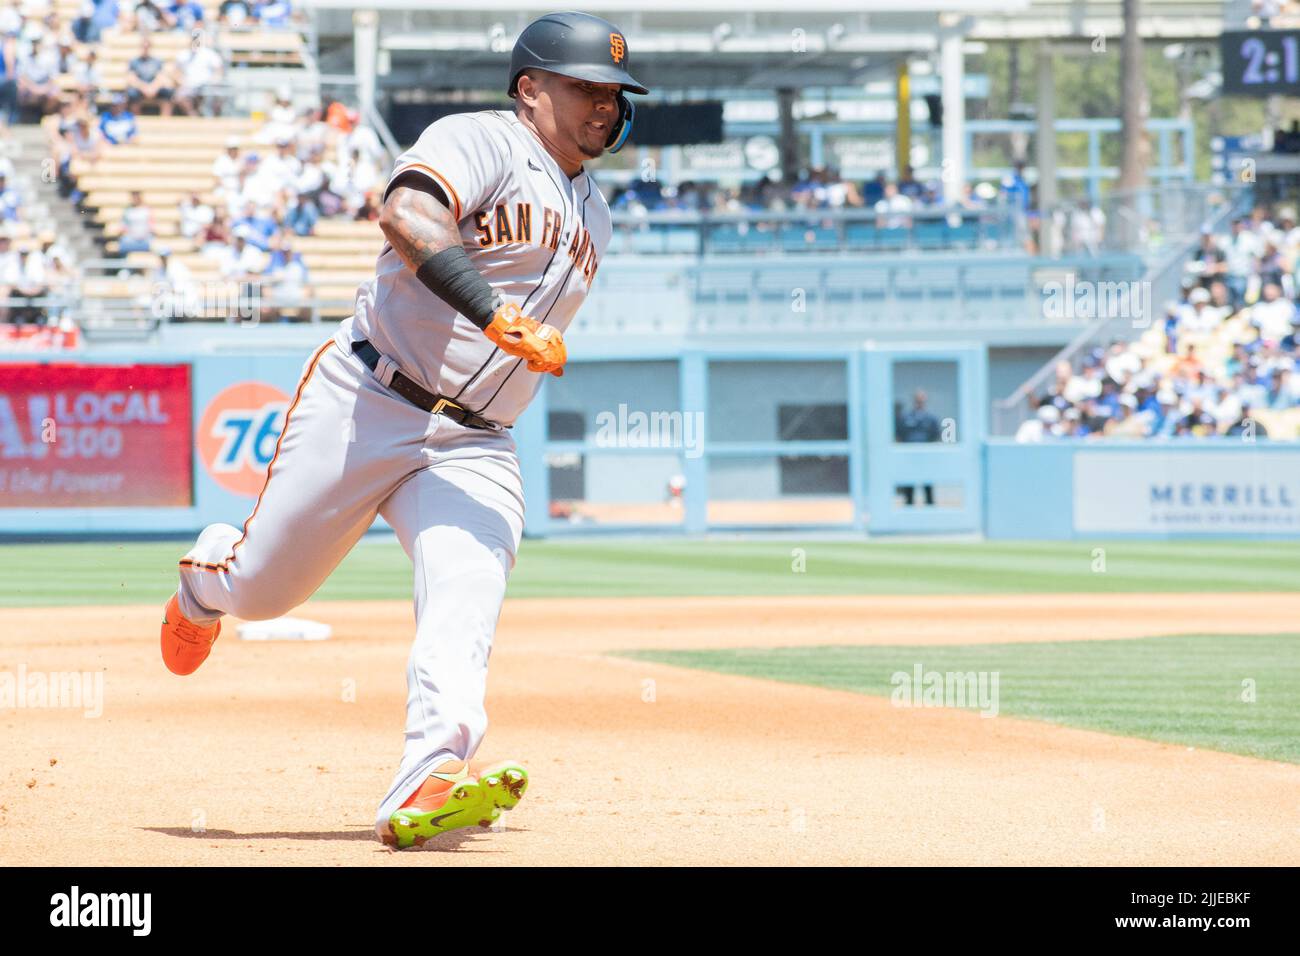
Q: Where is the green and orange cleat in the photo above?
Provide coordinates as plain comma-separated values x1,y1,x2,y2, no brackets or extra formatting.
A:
385,760,529,850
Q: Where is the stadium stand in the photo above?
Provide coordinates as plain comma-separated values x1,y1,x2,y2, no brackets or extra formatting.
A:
1016,204,1300,441
2,0,318,333
0,0,1190,347
56,108,385,321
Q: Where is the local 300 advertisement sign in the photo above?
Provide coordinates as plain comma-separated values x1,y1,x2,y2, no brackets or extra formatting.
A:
0,363,193,507
1074,450,1300,534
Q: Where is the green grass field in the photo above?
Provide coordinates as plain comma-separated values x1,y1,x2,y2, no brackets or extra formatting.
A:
623,634,1300,764
2,536,1296,763
1,537,1299,606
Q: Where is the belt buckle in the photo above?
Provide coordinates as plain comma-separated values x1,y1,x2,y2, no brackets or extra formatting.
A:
431,397,459,416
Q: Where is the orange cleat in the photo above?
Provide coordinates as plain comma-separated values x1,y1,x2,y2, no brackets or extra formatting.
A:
398,760,478,813
160,593,222,676
385,759,529,849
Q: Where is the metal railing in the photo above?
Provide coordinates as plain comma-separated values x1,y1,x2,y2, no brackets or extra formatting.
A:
0,295,81,347
606,205,1020,256
1039,183,1246,260
68,248,1147,336
76,258,349,328
573,253,1143,336
313,74,401,168
299,9,322,75
1097,183,1244,253
353,93,402,170
0,294,78,315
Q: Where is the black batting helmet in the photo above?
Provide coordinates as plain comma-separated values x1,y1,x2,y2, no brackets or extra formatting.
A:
507,11,648,153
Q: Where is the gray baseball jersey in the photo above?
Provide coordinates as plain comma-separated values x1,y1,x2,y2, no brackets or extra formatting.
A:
342,109,611,426
176,107,615,843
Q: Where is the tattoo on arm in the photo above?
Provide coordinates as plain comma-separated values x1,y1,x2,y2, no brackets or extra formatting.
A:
379,180,461,274
377,175,502,328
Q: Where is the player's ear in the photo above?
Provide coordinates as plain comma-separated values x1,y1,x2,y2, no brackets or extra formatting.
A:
515,69,543,106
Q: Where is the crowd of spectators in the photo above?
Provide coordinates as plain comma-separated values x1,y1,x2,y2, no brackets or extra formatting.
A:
1017,203,1300,441
2,0,245,332
0,117,76,326
67,0,301,45
602,159,1073,255
11,0,377,329
0,224,76,325
608,162,1011,224
2,0,282,127
1,0,375,323
99,95,385,320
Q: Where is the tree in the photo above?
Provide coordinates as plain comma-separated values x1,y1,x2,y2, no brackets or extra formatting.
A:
1117,0,1150,246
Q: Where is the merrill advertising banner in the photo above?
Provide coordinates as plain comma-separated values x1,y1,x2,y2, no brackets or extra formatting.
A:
0,363,193,508
1074,450,1300,534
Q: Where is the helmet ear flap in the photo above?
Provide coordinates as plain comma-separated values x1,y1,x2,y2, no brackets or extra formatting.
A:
604,94,634,153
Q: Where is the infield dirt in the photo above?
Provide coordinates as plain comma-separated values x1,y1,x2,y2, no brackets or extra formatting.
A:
1,593,1297,866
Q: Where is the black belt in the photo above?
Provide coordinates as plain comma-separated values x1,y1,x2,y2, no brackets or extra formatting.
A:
351,339,498,430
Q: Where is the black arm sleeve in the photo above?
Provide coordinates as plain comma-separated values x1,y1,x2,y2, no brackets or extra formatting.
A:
384,169,448,207
415,247,502,331
387,171,501,330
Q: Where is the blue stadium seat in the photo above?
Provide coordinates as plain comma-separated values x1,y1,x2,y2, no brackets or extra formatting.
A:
920,266,959,303
859,274,889,306
779,225,811,251
809,226,840,250
824,274,859,306
915,220,948,249
757,268,807,304
696,271,754,304
964,264,1030,305
664,228,700,254
892,264,962,308
877,227,909,251
979,217,1012,247
820,264,885,309
946,221,979,249
893,266,927,303
740,227,776,252
845,223,878,251
630,230,664,254
997,269,1029,299
778,224,842,252
707,225,745,253
774,225,837,252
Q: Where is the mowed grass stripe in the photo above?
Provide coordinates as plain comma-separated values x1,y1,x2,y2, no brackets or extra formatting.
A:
502,540,1299,597
621,633,1300,764
0,538,1297,606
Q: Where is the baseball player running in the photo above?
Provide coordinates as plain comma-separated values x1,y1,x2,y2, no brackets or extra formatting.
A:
159,11,648,849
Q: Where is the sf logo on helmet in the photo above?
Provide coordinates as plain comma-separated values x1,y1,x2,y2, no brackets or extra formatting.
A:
609,33,626,64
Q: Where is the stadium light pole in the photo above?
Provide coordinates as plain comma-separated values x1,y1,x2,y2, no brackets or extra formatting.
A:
778,87,799,182
939,21,969,204
353,9,379,122
1118,0,1150,247
895,59,911,181
1035,40,1058,256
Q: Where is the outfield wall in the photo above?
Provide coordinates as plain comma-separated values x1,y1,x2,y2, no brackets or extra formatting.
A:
0,350,319,535
985,440,1300,539
3,345,1299,539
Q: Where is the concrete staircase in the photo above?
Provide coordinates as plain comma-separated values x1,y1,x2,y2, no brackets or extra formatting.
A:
3,121,105,270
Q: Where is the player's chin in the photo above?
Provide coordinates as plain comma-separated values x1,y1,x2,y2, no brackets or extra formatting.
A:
577,126,608,157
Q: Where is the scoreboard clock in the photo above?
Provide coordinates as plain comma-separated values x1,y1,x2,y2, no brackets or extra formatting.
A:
1221,30,1300,96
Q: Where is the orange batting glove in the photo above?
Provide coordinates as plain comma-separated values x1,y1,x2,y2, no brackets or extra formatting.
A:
484,303,567,377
